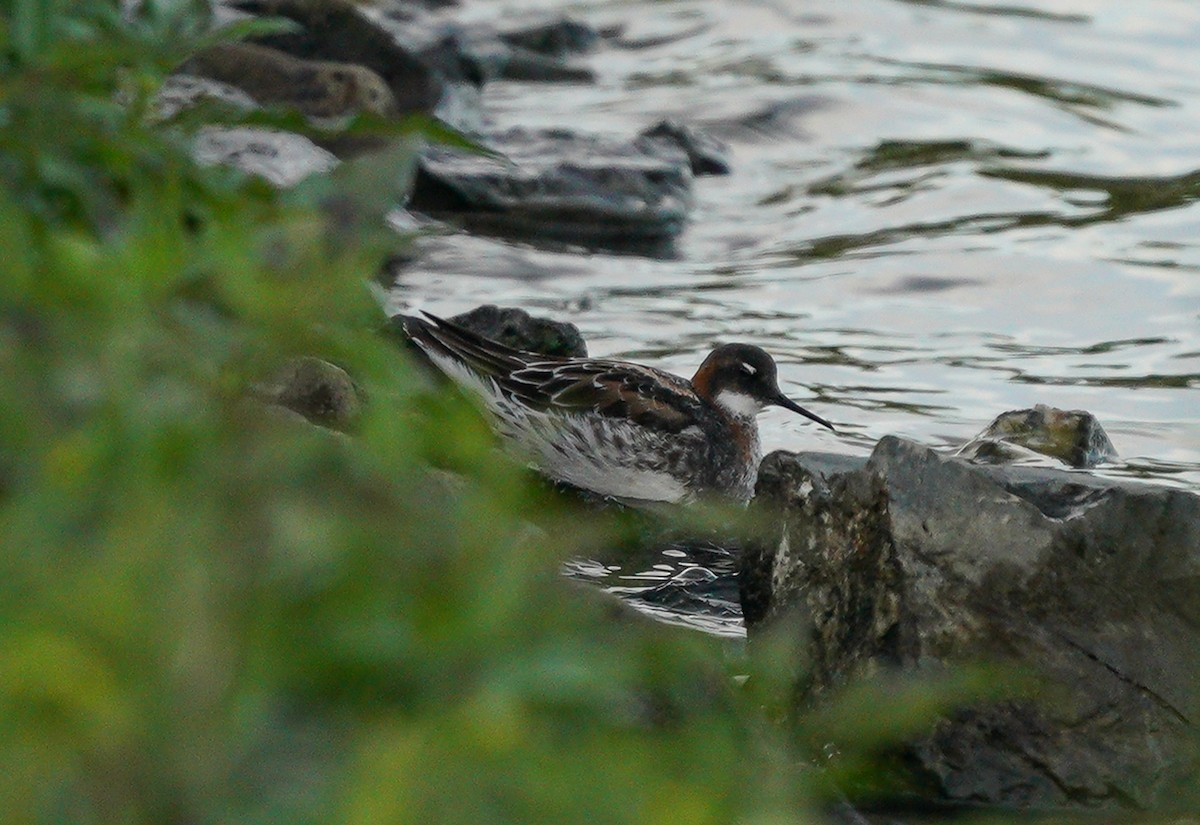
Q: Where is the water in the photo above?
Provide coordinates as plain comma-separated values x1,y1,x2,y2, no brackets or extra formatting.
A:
390,0,1200,634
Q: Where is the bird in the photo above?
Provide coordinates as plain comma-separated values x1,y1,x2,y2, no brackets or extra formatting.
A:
402,312,835,504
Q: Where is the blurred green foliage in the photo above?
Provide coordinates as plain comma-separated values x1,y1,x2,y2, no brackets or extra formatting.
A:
0,0,1066,819
0,1,825,823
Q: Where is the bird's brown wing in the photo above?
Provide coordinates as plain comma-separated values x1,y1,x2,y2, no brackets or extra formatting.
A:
402,312,542,379
404,313,702,434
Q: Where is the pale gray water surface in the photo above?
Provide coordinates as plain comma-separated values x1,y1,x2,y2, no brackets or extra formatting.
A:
390,0,1200,632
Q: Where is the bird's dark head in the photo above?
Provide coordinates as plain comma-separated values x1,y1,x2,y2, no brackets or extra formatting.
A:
693,343,834,430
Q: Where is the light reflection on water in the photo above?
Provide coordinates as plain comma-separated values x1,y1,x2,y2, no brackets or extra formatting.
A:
392,0,1200,634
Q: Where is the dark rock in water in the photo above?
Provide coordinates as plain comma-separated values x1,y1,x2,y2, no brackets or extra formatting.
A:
448,304,588,357
422,27,593,85
387,305,587,359
258,357,361,429
498,18,601,56
742,436,1200,812
179,42,398,118
491,47,595,83
637,120,732,176
227,0,448,114
409,127,694,246
415,32,488,89
957,404,1118,469
414,18,598,85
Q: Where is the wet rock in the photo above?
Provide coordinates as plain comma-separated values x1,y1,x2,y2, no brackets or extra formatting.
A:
158,72,337,184
498,17,601,57
447,304,587,357
414,31,488,88
192,125,337,186
742,436,1200,812
257,357,362,429
423,23,595,85
957,404,1118,469
227,0,448,114
154,73,258,120
180,42,397,118
409,127,694,247
490,47,595,83
388,305,587,359
637,120,732,176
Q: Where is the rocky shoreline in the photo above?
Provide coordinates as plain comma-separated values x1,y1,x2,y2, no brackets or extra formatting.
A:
265,302,1200,819
175,0,1200,818
163,0,728,248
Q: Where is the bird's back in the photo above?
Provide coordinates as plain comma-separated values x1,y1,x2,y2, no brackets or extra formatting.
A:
402,313,758,503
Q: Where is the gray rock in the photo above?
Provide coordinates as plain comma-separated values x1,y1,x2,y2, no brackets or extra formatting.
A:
957,404,1118,469
154,73,259,120
409,127,694,247
192,126,337,186
159,72,339,185
742,436,1200,811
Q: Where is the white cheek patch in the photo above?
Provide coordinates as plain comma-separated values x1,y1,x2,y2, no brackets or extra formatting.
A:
715,390,763,418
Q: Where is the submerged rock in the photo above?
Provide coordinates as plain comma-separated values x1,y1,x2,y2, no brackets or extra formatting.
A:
957,404,1118,468
489,47,595,83
418,18,600,85
409,127,694,246
498,17,601,57
741,436,1200,812
637,120,731,176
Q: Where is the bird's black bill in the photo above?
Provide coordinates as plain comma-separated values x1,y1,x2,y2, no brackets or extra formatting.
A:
773,393,836,432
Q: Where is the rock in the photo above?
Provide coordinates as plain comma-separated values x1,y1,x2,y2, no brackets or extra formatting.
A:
409,127,694,247
192,125,337,186
637,120,731,176
154,73,258,120
413,18,599,85
257,357,362,429
227,0,448,114
413,31,488,88
741,436,1200,812
490,47,595,83
957,404,1118,469
179,43,398,119
447,305,588,357
388,305,587,358
498,18,601,56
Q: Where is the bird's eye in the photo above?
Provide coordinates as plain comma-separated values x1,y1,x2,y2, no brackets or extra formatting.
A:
740,362,757,375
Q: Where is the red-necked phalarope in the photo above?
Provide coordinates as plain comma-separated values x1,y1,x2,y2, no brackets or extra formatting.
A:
403,312,835,503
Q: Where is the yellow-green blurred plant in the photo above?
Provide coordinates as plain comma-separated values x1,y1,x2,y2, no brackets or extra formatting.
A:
0,1,820,823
